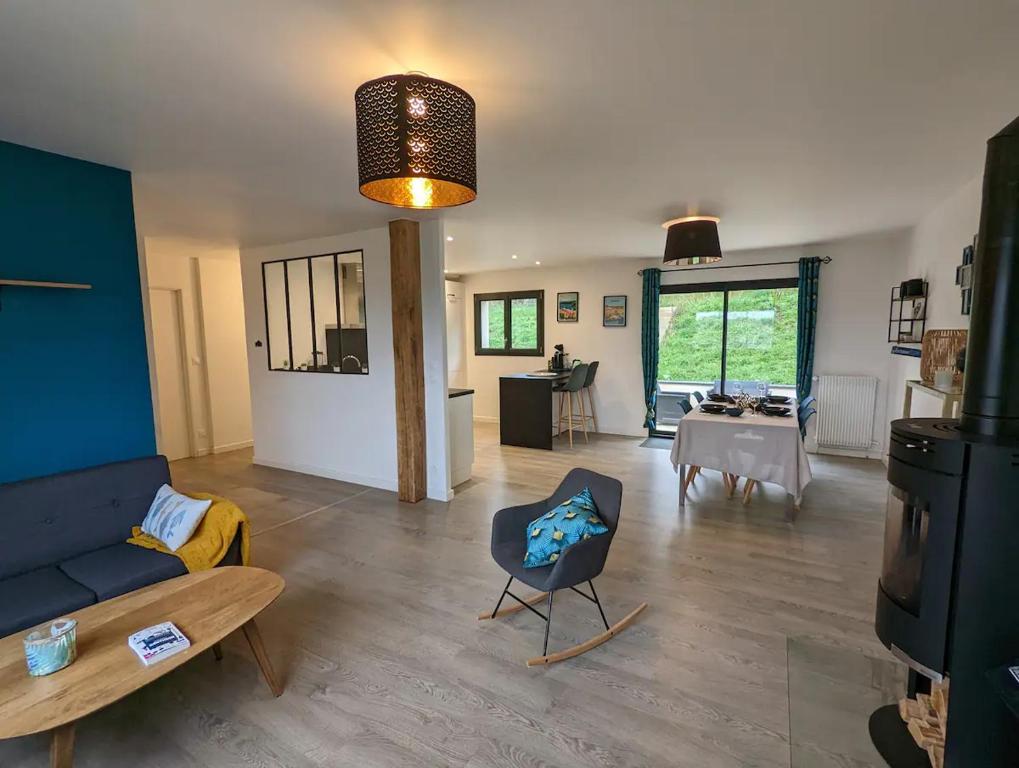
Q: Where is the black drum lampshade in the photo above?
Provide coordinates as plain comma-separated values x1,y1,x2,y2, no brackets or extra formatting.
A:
662,216,722,266
354,73,477,209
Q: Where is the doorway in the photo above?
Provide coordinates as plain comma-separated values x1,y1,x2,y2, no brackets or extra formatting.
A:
653,277,799,436
149,288,194,460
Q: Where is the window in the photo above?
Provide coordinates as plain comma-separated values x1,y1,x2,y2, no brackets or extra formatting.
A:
473,290,544,356
654,277,798,433
262,250,369,374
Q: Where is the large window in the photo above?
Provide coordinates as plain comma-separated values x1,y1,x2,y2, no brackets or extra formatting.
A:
655,277,798,431
262,250,368,374
473,290,544,356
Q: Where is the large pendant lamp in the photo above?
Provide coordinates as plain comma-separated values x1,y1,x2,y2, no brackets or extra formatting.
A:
354,73,477,209
662,216,722,265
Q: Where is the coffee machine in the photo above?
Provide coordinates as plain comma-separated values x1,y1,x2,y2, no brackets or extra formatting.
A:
550,344,568,371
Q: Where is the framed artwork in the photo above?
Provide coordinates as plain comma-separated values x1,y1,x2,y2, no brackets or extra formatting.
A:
557,291,579,322
602,295,627,327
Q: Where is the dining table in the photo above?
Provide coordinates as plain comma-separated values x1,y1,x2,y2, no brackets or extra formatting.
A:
669,401,811,520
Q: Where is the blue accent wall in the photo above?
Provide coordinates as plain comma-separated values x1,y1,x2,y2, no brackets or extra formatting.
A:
0,141,155,483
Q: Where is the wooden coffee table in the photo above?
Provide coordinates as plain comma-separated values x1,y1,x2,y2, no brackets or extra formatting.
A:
0,566,285,767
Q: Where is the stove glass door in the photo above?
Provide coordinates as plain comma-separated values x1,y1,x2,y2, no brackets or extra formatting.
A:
880,485,929,616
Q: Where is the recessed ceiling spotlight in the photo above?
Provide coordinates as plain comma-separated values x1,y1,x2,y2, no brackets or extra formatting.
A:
446,236,454,242
443,268,449,273
535,261,541,265
511,254,518,259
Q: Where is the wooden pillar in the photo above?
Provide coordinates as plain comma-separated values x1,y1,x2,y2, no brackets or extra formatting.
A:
389,219,427,502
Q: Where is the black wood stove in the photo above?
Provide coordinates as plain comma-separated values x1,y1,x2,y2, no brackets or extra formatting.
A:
871,115,1019,766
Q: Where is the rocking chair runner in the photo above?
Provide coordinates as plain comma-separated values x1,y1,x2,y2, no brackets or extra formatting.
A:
479,468,647,666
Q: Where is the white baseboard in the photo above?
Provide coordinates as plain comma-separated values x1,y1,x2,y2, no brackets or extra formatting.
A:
253,455,398,492
213,439,253,454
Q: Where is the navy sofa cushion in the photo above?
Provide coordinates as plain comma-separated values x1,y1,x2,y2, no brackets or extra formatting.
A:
0,566,97,639
0,456,170,580
59,543,187,601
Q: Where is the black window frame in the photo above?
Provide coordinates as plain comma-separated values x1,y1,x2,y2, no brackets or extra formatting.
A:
261,249,369,375
473,289,545,357
652,276,799,436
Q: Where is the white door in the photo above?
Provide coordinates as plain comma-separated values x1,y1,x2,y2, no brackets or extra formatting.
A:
149,289,192,461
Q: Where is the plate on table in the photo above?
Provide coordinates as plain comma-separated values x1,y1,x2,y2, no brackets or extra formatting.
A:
761,405,792,417
706,393,732,404
766,395,791,405
700,403,726,414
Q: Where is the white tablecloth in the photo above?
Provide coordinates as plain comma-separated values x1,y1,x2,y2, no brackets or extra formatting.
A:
669,406,812,505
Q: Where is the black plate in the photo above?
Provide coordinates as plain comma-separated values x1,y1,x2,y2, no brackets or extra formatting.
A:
707,393,732,403
762,406,792,416
700,403,725,414
766,395,791,404
725,407,744,417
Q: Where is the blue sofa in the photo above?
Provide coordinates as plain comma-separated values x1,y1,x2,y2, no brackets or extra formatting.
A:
0,455,241,639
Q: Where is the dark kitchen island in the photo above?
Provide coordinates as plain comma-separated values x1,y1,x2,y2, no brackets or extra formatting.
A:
498,371,570,449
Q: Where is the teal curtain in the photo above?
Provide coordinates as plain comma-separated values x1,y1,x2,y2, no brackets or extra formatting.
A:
641,268,661,429
796,257,822,401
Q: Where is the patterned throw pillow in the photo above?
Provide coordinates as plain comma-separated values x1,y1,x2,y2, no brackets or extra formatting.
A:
523,487,610,568
140,484,213,552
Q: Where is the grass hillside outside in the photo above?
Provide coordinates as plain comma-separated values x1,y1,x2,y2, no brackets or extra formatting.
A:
659,288,797,386
485,298,538,349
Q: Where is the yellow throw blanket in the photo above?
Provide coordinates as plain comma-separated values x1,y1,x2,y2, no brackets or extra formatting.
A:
127,492,250,572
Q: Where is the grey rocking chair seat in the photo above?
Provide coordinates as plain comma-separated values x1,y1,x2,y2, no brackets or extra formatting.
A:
482,468,647,666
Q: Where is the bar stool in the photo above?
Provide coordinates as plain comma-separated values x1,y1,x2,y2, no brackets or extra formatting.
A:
554,364,589,447
582,361,599,433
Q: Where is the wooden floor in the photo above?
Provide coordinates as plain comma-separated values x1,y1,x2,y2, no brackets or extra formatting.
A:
1,423,903,768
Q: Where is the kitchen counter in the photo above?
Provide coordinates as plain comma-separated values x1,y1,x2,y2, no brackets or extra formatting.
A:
447,388,474,488
498,371,570,449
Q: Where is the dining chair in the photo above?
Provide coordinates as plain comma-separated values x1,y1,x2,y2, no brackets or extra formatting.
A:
798,406,817,439
681,397,741,497
692,391,704,403
555,364,590,447
581,361,599,433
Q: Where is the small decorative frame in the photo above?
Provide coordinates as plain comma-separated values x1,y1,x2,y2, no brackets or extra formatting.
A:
557,291,579,322
602,295,627,327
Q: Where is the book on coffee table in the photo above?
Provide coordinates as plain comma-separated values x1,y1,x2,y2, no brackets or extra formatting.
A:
127,622,190,666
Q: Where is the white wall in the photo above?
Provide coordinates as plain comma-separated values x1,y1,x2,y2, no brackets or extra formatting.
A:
239,222,450,500
463,260,645,436
884,176,981,437
462,231,907,454
143,237,252,456
421,221,453,500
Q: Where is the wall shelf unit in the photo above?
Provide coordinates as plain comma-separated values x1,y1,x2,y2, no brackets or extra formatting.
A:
0,279,92,310
887,282,927,343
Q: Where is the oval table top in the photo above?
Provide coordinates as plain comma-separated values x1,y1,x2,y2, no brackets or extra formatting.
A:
0,566,284,738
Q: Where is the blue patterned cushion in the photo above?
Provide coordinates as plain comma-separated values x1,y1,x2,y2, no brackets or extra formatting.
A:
140,484,212,551
523,487,609,568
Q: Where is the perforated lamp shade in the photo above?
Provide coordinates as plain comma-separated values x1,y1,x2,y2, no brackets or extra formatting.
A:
354,74,477,209
662,216,722,265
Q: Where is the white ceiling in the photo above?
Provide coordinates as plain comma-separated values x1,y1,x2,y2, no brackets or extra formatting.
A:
1,0,1017,273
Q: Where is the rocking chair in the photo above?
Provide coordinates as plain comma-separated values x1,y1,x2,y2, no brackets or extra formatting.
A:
478,468,647,666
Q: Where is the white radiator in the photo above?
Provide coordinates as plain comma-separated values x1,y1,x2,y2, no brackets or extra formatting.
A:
815,375,878,450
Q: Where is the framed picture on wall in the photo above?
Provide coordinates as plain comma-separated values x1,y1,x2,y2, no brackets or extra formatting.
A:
557,291,579,322
603,295,627,327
